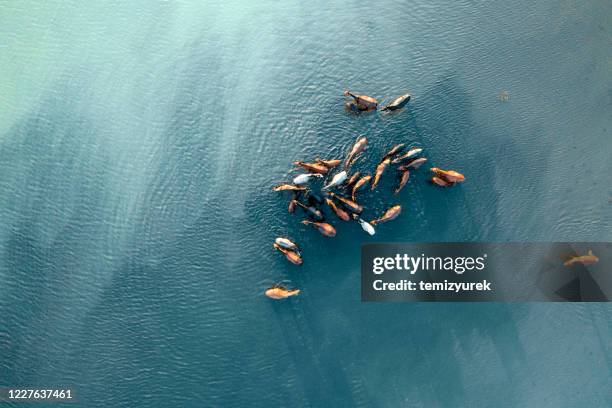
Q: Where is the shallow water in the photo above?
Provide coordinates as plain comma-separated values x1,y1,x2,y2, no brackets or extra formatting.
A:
0,1,611,406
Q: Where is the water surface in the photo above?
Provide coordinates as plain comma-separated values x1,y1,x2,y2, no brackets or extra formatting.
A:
0,1,611,406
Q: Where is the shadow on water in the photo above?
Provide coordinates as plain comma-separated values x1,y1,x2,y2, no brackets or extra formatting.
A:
238,74,535,406
408,74,496,241
270,299,370,407
370,75,532,405
0,66,544,406
0,6,600,401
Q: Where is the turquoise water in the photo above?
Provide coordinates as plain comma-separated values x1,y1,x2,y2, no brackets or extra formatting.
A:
1,1,611,406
